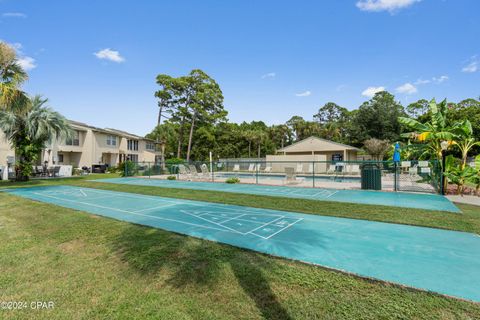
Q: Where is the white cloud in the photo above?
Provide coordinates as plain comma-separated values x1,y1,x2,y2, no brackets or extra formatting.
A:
2,12,27,18
17,56,36,71
261,72,276,79
295,90,311,97
356,0,421,13
414,78,430,85
433,75,449,83
0,40,36,70
396,82,417,95
336,84,347,92
462,57,478,73
94,48,125,63
361,86,385,97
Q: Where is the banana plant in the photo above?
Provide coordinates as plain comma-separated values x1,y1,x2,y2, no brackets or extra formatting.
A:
399,99,460,164
468,155,480,196
444,165,477,195
450,120,480,169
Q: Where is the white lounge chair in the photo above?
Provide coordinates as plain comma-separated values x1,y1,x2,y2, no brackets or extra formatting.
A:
326,164,336,174
348,164,360,175
284,167,304,185
263,166,272,173
296,163,304,173
233,164,240,172
200,163,210,177
307,164,314,174
248,163,256,172
188,165,200,178
178,164,191,179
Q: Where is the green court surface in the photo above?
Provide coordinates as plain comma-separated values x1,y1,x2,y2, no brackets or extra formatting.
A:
93,177,460,213
5,185,479,302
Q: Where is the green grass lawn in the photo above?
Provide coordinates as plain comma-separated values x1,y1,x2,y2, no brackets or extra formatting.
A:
1,192,480,319
1,174,480,319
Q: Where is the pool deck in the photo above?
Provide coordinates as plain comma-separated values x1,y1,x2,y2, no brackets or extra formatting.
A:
5,185,479,302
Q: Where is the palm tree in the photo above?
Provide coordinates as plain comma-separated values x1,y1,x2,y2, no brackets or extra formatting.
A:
0,96,72,181
0,42,29,111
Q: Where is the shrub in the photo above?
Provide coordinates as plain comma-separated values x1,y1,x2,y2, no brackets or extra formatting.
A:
118,161,137,177
167,175,176,180
106,166,118,173
225,177,240,184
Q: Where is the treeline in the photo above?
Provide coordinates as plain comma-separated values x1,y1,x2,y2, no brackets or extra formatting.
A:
147,69,480,161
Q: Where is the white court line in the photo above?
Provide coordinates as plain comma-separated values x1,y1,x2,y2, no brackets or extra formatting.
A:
32,192,228,233
246,216,285,235
324,190,339,199
79,189,87,197
133,203,179,213
73,187,198,206
219,213,246,224
265,218,303,239
179,210,244,235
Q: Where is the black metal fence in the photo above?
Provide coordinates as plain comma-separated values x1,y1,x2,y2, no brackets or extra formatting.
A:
123,159,442,194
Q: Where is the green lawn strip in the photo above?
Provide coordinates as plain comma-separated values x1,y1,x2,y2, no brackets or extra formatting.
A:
1,193,479,319
60,180,480,235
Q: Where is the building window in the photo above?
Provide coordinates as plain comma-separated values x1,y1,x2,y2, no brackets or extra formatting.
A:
127,140,138,151
146,141,155,151
107,135,117,146
58,154,64,163
66,130,80,146
127,154,139,162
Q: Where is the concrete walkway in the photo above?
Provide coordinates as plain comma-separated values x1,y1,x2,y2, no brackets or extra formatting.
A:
447,195,480,207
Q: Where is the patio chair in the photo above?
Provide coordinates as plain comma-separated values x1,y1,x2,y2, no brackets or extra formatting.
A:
247,163,256,172
263,166,272,173
178,164,191,179
307,164,314,174
296,163,304,174
326,164,336,174
348,164,360,175
284,167,304,185
188,164,200,178
52,166,61,177
0,166,3,180
420,167,431,174
401,161,411,173
200,163,210,177
418,161,429,168
233,164,240,172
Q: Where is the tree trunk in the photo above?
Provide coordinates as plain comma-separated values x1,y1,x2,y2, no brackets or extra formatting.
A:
160,143,166,170
281,137,284,149
186,113,196,162
248,141,251,158
177,116,185,158
157,104,163,126
257,143,261,158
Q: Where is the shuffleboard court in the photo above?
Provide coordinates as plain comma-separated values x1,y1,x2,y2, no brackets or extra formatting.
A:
93,177,460,213
5,186,479,302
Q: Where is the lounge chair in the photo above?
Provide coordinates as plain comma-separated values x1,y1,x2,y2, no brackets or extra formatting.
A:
233,164,240,172
284,167,304,185
263,166,272,173
248,163,256,172
326,164,336,174
188,164,200,178
345,164,359,175
178,164,191,179
296,163,304,173
200,163,210,177
307,164,314,174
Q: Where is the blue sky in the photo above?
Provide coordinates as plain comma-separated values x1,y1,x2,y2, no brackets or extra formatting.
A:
1,0,479,135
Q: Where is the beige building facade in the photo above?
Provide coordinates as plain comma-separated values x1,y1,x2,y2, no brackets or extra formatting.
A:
266,136,359,172
0,120,162,169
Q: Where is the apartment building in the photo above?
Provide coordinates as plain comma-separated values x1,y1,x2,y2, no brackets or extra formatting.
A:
0,120,162,168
